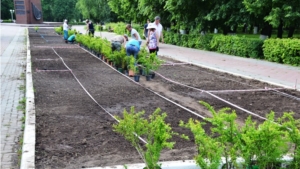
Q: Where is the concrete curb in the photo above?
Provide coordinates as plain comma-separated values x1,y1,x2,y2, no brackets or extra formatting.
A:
20,28,36,169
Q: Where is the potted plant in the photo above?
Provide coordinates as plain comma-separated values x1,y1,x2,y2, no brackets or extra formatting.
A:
127,56,139,81
139,53,163,81
34,26,39,32
113,107,177,169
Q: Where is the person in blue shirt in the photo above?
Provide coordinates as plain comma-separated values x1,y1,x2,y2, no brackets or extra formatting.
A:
67,32,77,44
125,39,141,61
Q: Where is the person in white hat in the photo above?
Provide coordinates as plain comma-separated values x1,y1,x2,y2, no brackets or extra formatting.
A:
153,16,164,43
146,23,159,54
63,19,69,43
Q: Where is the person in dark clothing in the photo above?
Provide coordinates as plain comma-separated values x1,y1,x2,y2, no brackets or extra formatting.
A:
143,19,150,39
88,21,94,36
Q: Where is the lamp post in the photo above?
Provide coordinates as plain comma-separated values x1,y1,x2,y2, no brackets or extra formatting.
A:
9,9,14,22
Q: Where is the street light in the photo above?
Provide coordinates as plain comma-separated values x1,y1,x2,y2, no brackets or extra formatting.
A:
9,9,14,22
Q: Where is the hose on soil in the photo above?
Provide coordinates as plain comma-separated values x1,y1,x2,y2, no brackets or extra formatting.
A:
51,47,148,144
79,47,206,120
77,45,293,130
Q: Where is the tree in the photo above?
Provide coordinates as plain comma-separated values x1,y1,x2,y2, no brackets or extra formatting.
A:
41,0,79,22
76,0,114,23
204,0,250,35
243,0,300,38
41,0,54,21
108,0,139,22
164,0,213,32
1,0,14,20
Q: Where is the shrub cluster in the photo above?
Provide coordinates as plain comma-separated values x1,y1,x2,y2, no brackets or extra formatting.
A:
54,26,76,36
105,22,145,39
62,31,162,76
107,22,299,66
263,38,300,66
210,35,264,58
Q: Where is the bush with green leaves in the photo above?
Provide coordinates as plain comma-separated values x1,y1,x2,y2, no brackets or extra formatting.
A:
181,101,296,169
278,112,300,169
210,35,264,58
113,107,176,169
240,112,289,169
263,38,300,66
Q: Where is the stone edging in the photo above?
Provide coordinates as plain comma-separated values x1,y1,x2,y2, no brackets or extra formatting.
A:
20,28,36,169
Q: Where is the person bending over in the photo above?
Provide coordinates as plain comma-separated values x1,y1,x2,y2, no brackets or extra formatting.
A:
111,34,128,51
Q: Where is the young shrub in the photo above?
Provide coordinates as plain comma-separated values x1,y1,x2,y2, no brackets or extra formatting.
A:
241,112,289,169
201,101,241,169
180,119,223,169
101,39,112,58
127,56,138,74
113,107,176,169
278,112,300,169
34,26,39,32
139,52,164,76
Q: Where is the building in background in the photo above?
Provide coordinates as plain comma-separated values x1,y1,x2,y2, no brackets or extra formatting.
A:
14,0,43,24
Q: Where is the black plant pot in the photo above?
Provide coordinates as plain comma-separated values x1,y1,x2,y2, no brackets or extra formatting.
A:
134,75,140,82
150,72,155,79
118,68,123,73
146,75,151,81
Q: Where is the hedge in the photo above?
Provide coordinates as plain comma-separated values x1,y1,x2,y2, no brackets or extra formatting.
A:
210,35,264,58
54,22,300,66
263,39,300,66
54,26,77,36
105,22,145,39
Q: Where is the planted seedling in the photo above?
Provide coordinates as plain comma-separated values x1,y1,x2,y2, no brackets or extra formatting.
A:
113,107,176,169
34,27,39,32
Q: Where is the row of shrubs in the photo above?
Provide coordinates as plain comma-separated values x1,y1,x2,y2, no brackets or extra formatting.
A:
105,22,146,40
114,102,300,169
54,27,162,77
106,22,300,66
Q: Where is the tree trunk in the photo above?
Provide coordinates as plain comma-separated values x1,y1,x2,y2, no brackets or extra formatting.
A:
288,26,295,38
222,26,230,35
277,20,283,38
260,23,272,38
233,25,238,33
268,25,272,38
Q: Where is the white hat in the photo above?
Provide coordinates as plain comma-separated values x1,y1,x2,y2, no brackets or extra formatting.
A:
147,23,156,29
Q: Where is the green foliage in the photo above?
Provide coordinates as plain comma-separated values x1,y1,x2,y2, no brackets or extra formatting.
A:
243,0,300,28
113,107,176,169
241,112,289,168
278,112,300,169
138,52,163,75
263,38,300,66
210,35,264,58
180,118,222,169
54,26,63,34
1,0,14,20
101,39,112,57
127,56,138,74
34,27,39,31
76,0,113,23
182,101,296,169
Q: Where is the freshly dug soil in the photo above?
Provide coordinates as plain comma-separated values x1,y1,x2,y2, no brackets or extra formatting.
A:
31,28,300,168
153,60,300,120
31,29,205,169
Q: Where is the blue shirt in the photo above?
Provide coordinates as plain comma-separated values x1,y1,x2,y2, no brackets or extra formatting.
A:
68,34,76,41
126,39,140,50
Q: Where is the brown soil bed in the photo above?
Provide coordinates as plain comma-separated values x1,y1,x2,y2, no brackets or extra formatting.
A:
31,28,300,168
152,59,300,120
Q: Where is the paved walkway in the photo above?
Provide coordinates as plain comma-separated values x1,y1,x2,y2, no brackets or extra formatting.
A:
73,26,300,90
1,25,26,168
